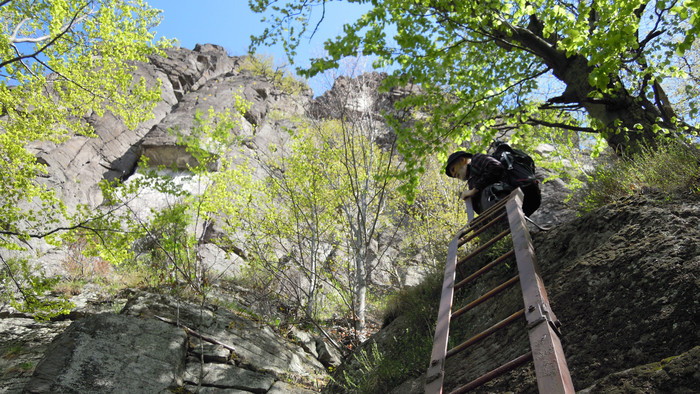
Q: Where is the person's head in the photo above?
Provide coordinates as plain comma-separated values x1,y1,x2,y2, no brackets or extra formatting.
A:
445,151,472,180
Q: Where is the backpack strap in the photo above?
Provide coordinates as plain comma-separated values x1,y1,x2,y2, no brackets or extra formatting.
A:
498,151,515,170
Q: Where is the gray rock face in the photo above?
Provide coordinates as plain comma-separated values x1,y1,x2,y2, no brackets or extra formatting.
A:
529,167,578,229
149,44,241,102
23,313,188,393
14,289,327,394
315,338,342,368
0,318,71,394
183,362,275,392
121,291,326,378
24,43,310,223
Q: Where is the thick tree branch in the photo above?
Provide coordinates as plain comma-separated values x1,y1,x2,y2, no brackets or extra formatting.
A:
653,79,677,124
526,118,596,133
505,22,568,71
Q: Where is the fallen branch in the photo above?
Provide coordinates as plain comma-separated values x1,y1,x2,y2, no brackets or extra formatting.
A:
153,314,236,353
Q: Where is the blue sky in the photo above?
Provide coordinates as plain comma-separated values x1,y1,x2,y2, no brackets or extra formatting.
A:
146,1,372,95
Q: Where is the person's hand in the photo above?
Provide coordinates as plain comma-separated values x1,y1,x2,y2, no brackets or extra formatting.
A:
459,188,478,200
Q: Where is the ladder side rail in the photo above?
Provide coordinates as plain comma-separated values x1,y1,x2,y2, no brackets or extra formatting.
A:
425,234,461,394
465,197,475,224
506,190,575,394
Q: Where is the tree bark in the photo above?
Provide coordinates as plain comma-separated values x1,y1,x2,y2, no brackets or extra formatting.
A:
354,256,367,332
508,17,672,154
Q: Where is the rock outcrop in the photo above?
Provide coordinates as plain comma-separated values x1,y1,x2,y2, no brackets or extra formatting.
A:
28,43,310,213
4,290,327,394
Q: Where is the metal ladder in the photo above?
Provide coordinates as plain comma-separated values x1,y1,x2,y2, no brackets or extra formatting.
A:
425,189,574,393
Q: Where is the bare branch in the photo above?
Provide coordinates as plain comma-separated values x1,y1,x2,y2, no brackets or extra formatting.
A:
309,0,327,42
154,315,236,353
1,2,92,69
8,18,30,43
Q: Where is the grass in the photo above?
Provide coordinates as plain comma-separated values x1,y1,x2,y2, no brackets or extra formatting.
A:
327,220,519,393
573,140,700,213
323,270,442,393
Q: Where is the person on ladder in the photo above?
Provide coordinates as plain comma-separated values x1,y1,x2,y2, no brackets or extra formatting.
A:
445,143,541,217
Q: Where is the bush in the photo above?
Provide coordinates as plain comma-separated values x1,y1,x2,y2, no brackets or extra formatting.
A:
239,54,308,95
324,272,441,393
574,140,700,212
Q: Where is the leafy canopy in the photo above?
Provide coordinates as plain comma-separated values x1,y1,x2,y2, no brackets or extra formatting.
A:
0,0,167,249
250,0,699,191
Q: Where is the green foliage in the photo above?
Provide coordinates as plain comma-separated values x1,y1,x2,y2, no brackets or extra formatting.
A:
0,0,168,313
235,123,348,319
336,342,384,392
250,0,699,192
0,0,169,250
573,141,700,212
75,98,253,295
668,36,700,121
0,256,73,320
400,155,472,267
239,53,308,95
229,99,411,328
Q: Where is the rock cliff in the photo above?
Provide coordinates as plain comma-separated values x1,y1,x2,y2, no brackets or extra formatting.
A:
2,43,697,394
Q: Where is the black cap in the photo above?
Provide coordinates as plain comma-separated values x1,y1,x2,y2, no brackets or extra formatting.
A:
445,151,472,177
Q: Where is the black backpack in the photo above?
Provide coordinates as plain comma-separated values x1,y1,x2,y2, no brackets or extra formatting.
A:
491,141,538,189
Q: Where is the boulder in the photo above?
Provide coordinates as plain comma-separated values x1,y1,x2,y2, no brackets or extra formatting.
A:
183,361,275,392
289,327,319,359
24,313,188,393
315,338,342,368
0,318,72,393
11,288,330,393
120,291,326,377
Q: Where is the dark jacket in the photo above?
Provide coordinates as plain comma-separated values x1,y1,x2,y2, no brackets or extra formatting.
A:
468,153,505,191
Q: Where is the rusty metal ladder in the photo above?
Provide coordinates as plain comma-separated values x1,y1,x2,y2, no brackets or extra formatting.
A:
425,189,574,393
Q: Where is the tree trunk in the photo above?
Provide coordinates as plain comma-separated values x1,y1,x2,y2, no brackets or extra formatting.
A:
354,254,367,332
510,21,673,154
306,258,317,318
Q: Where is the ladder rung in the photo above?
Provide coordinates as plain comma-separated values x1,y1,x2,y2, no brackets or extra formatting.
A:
452,275,519,320
458,212,507,247
459,196,511,237
449,352,534,394
455,249,515,290
456,229,510,268
446,309,525,359
472,195,511,223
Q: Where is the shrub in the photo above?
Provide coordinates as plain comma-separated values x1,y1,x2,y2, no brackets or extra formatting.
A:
324,272,441,393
